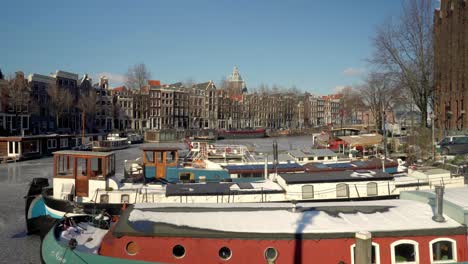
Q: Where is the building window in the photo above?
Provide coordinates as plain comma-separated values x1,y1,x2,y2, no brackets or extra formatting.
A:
60,138,68,148
302,185,314,200
367,182,378,196
430,238,456,263
350,242,380,264
8,141,19,155
336,183,349,198
390,240,419,264
47,139,57,149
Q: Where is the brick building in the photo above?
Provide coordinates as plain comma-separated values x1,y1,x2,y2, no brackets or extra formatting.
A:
434,0,468,134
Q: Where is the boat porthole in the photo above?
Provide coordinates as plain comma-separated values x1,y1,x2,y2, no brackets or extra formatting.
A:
126,241,139,255
173,244,185,258
264,247,278,261
218,246,232,260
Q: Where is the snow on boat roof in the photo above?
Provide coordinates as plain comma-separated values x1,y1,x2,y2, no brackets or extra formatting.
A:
165,180,284,196
278,170,394,184
417,186,468,209
114,200,463,239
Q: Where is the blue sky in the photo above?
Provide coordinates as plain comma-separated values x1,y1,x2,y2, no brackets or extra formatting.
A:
0,0,434,94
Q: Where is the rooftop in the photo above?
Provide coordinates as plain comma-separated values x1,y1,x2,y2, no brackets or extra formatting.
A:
165,180,284,196
288,149,337,158
114,200,463,239
53,150,114,157
140,146,180,151
278,170,393,184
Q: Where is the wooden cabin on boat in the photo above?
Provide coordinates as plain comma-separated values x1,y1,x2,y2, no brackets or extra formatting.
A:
141,146,230,182
52,150,117,200
0,134,76,161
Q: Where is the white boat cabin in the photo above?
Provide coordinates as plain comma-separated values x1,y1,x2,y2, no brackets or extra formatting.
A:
287,149,338,164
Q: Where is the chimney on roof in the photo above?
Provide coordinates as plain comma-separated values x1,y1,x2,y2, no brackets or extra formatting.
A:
432,185,445,223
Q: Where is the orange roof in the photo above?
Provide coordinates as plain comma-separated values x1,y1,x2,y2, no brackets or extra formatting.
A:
113,86,126,92
148,80,161,86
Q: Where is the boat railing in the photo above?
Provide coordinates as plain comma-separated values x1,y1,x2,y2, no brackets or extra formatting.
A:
190,142,256,163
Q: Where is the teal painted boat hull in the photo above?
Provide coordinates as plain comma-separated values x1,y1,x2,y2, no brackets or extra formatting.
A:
41,224,162,264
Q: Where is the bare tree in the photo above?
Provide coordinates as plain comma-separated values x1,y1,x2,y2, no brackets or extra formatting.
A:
360,72,400,132
77,89,98,133
369,0,434,127
125,63,151,90
338,86,365,125
47,83,73,129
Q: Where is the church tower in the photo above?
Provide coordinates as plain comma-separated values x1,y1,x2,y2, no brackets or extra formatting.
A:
227,66,247,96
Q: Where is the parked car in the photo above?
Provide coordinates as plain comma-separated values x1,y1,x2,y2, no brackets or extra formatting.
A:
438,135,468,155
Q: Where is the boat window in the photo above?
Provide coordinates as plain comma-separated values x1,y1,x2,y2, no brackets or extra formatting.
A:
145,151,154,163
350,243,380,264
76,158,88,176
121,194,130,203
336,183,349,198
367,182,378,196
391,240,419,264
91,158,103,177
167,151,177,162
56,155,73,177
179,172,193,182
100,194,109,203
430,238,456,263
219,246,232,260
47,139,57,149
318,156,324,160
264,247,278,262
157,151,164,163
126,241,139,255
302,185,314,200
23,140,39,154
172,245,185,258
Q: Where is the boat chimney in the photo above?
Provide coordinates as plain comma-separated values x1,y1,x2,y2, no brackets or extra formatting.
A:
432,185,445,223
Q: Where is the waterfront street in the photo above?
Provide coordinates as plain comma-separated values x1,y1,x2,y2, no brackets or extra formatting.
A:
0,136,314,263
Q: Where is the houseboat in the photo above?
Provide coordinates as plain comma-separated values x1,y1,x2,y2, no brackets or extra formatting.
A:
126,133,144,144
287,149,339,164
92,133,129,152
0,134,75,161
217,127,266,139
40,198,468,264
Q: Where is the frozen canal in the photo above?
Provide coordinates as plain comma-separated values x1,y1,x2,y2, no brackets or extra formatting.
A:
0,136,313,263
